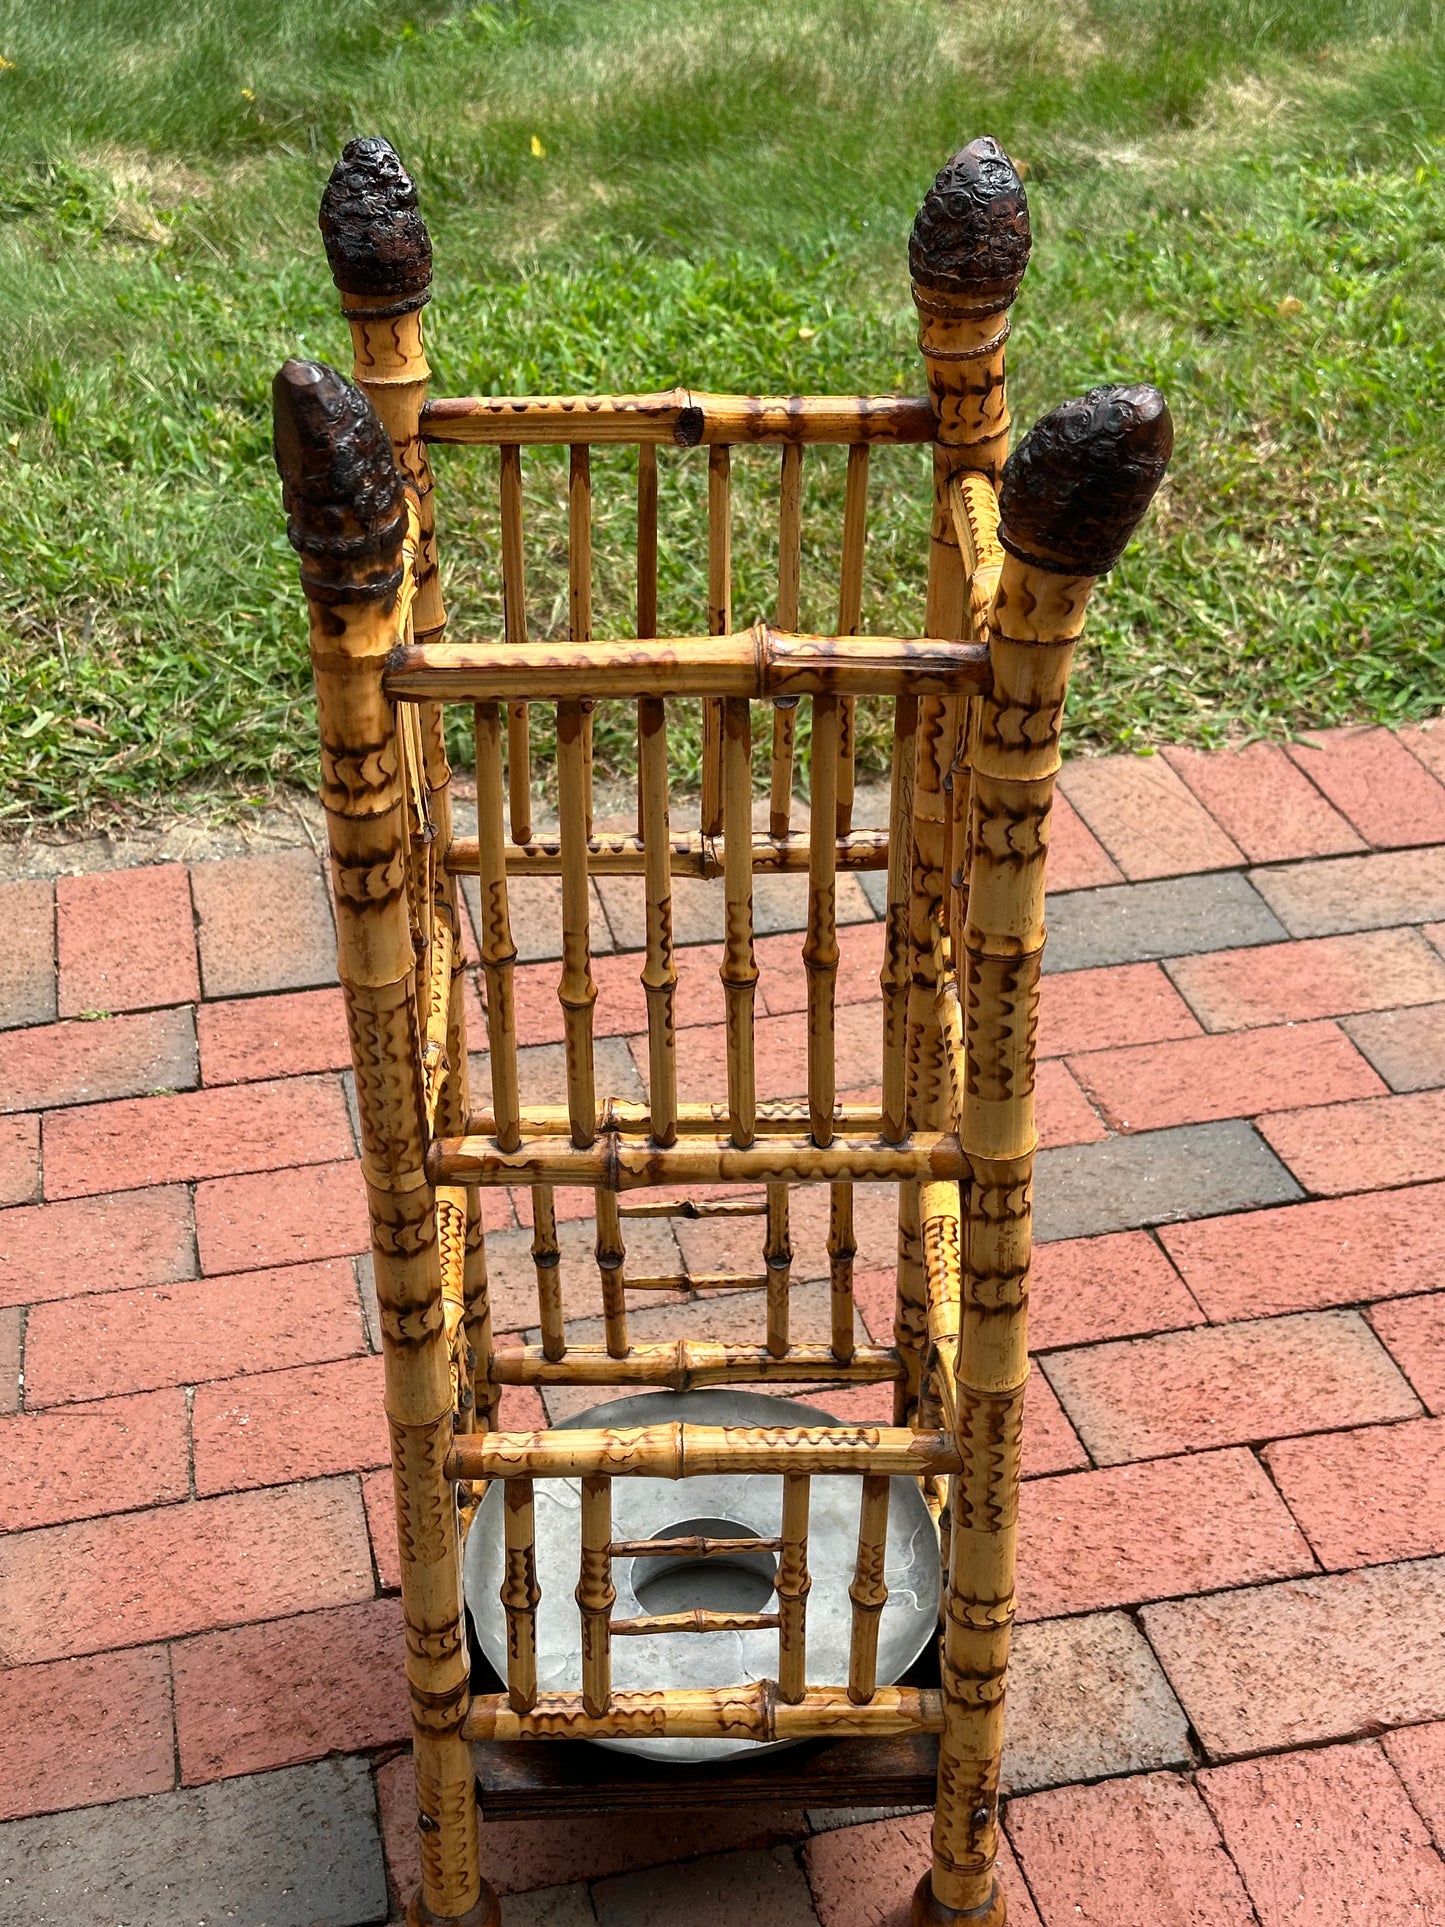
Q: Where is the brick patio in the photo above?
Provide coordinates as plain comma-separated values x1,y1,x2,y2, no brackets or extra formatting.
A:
4,722,1445,1924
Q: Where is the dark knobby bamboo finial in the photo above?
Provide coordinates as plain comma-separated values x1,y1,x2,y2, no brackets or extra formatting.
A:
909,135,1031,311
272,357,407,602
319,135,433,308
998,383,1173,576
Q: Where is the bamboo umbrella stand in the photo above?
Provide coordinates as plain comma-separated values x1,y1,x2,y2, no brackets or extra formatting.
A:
273,132,1171,1927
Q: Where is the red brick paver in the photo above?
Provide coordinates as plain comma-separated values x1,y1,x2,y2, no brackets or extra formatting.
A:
1015,1449,1313,1621
0,876,56,1027
1160,1184,1445,1322
23,1259,365,1405
1068,1020,1383,1134
0,1112,39,1205
42,1072,353,1198
1369,1293,1445,1412
1286,725,1445,848
1259,1087,1445,1195
1199,1741,1445,1927
0,1648,175,1821
195,1158,369,1274
0,1006,196,1116
0,1389,190,1530
1046,792,1123,892
56,863,198,1015
1164,739,1363,863
0,1184,194,1309
1264,1415,1445,1569
1168,929,1445,1032
0,1476,374,1663
190,850,336,997
1037,962,1201,1060
1060,754,1244,880
1006,1771,1256,1927
197,985,349,1085
1029,1231,1203,1351
1383,1722,1445,1849
1042,1310,1420,1464
172,1597,409,1784
191,1354,388,1494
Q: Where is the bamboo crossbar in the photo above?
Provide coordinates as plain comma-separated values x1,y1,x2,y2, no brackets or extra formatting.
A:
422,390,936,446
463,1683,946,1743
611,1535,782,1558
488,1340,901,1391
384,628,991,703
447,1422,961,1482
446,826,892,878
430,1131,967,1189
611,1609,781,1636
463,1101,886,1140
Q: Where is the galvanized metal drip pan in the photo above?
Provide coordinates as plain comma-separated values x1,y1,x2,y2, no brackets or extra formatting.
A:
464,1387,941,1763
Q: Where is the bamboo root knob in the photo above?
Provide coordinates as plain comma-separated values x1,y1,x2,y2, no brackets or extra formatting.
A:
909,137,1031,310
911,1873,1005,1927
998,385,1174,577
320,135,433,306
272,360,406,601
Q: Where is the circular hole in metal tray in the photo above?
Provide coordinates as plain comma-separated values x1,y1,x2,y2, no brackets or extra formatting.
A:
464,1387,941,1764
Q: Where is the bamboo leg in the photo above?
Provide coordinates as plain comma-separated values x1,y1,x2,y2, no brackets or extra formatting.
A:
721,695,758,1148
764,1182,792,1359
776,1472,811,1705
638,696,678,1146
275,352,491,1927
577,1476,615,1718
502,1479,540,1712
499,442,532,845
848,1474,890,1704
703,445,731,836
836,442,869,837
770,441,803,839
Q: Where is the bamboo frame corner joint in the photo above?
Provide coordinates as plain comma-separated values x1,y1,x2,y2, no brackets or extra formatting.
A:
272,128,1172,1927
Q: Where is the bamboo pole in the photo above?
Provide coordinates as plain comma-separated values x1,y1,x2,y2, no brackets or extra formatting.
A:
879,696,918,1148
636,442,659,640
828,1181,857,1364
430,1131,969,1190
463,1683,945,1744
764,1182,792,1359
638,696,678,1146
938,381,1175,1919
770,441,804,838
387,626,991,704
596,1189,629,1361
556,700,598,1141
274,355,490,1927
703,445,731,836
623,1270,769,1291
448,1421,960,1483
502,1479,541,1712
611,1609,780,1636
531,1186,565,1363
805,698,841,1148
569,446,595,833
423,390,937,447
613,1534,782,1558
848,1474,891,1705
472,703,521,1151
721,696,758,1147
836,442,869,836
464,1099,886,1140
446,824,893,879
577,1476,614,1717
776,1473,811,1704
485,1339,899,1395
499,442,532,844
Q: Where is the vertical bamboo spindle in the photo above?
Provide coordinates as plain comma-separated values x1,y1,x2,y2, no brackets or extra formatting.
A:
499,443,533,845
502,1479,541,1712
828,1181,856,1365
704,445,731,837
926,388,1173,1927
764,1181,792,1359
274,361,494,1927
836,442,869,837
637,443,659,640
577,1476,615,1718
770,442,804,839
638,696,678,1146
848,1474,891,1704
721,696,758,1147
880,695,919,1149
776,1472,811,1704
805,698,841,1147
532,1181,565,1363
569,446,595,835
472,704,521,1152
897,139,1032,1452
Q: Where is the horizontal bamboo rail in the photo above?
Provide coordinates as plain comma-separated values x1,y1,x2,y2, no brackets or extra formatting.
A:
463,1683,946,1743
422,390,936,447
612,1535,782,1558
463,1100,885,1141
430,1131,966,1189
384,627,991,703
447,1422,962,1482
611,1609,781,1636
488,1339,898,1391
446,826,892,879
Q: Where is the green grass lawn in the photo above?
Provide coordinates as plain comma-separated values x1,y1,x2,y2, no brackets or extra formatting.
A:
2,0,1444,822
